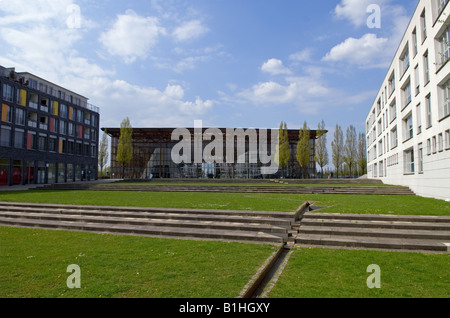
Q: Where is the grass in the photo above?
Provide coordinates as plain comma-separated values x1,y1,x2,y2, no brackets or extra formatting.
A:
0,226,279,298
114,182,395,187
0,188,449,298
267,247,450,298
0,189,449,215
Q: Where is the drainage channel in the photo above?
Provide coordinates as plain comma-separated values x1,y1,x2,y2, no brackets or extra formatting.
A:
250,246,292,298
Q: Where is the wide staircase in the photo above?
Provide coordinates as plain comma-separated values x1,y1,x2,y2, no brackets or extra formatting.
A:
0,201,298,245
295,211,450,253
37,182,415,195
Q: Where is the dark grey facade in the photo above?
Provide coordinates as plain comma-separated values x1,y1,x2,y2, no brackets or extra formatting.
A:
0,66,99,186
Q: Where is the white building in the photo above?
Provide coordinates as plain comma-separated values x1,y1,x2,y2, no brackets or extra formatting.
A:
366,0,450,201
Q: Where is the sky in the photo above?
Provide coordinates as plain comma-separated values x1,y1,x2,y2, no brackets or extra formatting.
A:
0,0,418,138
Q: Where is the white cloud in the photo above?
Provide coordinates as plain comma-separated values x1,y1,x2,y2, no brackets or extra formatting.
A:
334,0,388,27
289,49,313,62
99,10,165,63
172,20,208,42
261,58,292,75
323,33,389,68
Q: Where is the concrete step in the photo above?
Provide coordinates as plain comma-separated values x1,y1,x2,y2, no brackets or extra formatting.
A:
299,225,450,241
0,202,294,245
295,234,449,252
295,212,450,253
0,216,286,244
36,183,415,195
0,211,289,234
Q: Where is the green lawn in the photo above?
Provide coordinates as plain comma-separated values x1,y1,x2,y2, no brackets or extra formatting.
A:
0,226,278,298
0,190,449,215
267,247,450,298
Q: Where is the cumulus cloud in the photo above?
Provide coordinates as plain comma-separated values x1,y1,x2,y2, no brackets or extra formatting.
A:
326,0,410,69
334,0,388,27
261,58,292,75
323,33,389,68
99,10,166,63
172,20,208,42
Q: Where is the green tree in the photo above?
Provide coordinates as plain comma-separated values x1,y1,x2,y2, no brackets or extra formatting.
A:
331,124,344,178
314,120,328,178
275,121,290,178
344,125,357,177
296,121,310,179
357,132,367,176
98,129,109,178
116,117,133,178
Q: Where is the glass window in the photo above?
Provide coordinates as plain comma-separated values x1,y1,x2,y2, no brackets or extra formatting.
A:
1,126,11,147
14,129,24,149
404,148,415,174
2,84,14,102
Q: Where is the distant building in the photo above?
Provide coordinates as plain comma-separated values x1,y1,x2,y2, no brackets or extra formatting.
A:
103,127,323,179
366,0,450,200
0,65,100,186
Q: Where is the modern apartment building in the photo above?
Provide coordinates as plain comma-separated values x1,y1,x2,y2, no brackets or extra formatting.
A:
0,66,100,187
366,0,450,200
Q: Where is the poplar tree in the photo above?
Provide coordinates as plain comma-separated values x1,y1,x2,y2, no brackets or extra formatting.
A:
357,132,367,176
331,124,344,177
116,117,133,179
275,121,290,178
314,120,328,178
344,125,357,177
98,129,109,178
296,121,310,179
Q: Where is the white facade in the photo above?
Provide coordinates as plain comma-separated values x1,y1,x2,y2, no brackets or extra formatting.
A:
366,0,450,201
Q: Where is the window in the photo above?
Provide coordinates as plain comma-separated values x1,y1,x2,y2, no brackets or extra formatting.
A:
403,113,413,141
441,79,450,118
49,137,57,152
60,120,67,135
2,84,14,102
38,135,47,151
412,28,418,56
416,103,422,134
427,138,432,155
439,26,450,65
414,65,420,95
438,133,444,151
1,126,11,147
15,108,25,126
401,79,412,108
445,129,450,149
421,10,427,42
389,100,397,122
400,46,410,76
388,72,396,96
418,143,424,173
27,132,37,150
60,104,68,119
432,136,437,153
391,126,398,149
426,94,432,128
404,148,415,174
14,129,24,149
423,51,430,84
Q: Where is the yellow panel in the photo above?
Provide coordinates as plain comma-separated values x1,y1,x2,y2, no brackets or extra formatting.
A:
19,89,27,106
1,104,8,122
59,139,63,153
53,101,59,116
69,106,73,120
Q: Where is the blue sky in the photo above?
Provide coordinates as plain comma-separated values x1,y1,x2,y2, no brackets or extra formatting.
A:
0,0,418,138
